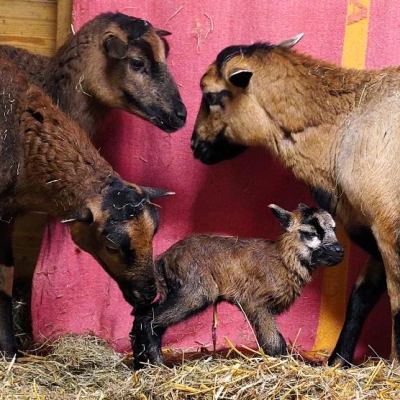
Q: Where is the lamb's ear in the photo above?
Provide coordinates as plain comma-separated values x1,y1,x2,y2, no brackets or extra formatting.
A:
61,208,94,224
277,33,304,50
269,204,293,229
298,203,310,211
140,186,175,199
229,69,253,88
102,34,128,59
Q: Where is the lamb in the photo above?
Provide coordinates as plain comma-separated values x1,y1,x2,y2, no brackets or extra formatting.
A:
0,11,187,138
0,57,171,358
131,203,344,369
190,33,400,366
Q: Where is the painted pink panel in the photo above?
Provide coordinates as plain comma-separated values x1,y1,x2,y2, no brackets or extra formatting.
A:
32,0,391,360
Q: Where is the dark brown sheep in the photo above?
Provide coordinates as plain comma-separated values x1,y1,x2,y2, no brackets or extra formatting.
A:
131,203,344,369
191,34,400,366
0,12,186,138
0,11,186,350
0,57,171,358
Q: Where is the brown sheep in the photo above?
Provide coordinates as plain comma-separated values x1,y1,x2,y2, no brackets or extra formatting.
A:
131,203,344,369
0,12,186,138
0,57,171,358
0,11,186,346
190,34,400,367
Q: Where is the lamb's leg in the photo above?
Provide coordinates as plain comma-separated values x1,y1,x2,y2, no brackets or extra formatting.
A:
238,302,287,356
0,220,17,358
131,293,211,369
328,257,386,367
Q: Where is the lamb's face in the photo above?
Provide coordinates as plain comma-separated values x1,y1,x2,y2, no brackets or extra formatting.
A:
270,203,344,268
69,181,171,307
296,206,344,267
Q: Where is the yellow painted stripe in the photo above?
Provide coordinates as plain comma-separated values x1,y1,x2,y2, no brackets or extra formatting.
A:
312,0,370,353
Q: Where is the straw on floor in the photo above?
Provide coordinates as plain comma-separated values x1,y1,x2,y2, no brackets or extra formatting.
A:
1,334,399,399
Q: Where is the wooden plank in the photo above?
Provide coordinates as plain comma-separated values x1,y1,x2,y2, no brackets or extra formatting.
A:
56,0,73,48
0,0,57,55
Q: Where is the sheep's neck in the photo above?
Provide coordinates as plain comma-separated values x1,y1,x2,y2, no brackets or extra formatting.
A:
44,34,106,139
257,50,400,192
19,122,114,218
270,236,314,312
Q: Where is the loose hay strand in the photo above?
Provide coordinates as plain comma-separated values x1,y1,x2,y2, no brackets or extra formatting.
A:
1,334,400,399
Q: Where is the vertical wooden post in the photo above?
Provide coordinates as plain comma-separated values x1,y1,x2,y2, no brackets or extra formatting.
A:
56,0,73,48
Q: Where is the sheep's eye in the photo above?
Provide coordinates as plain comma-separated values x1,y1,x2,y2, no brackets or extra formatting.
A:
105,245,120,254
129,59,145,71
300,231,316,241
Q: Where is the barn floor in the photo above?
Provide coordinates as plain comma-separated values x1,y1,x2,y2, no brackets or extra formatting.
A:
0,334,399,399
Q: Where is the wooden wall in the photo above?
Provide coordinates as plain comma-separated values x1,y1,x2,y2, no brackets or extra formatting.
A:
0,0,73,278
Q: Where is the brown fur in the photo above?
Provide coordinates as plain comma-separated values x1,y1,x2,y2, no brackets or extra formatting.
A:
0,12,186,138
191,36,400,366
0,57,170,357
131,204,343,368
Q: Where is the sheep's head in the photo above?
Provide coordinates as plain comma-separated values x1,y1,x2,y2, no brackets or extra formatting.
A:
191,34,304,164
82,12,186,133
269,203,344,268
67,179,173,307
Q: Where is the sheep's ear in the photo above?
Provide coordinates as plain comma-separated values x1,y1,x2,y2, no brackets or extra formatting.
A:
27,109,44,123
140,186,175,199
229,69,253,88
269,204,293,229
277,33,304,50
102,34,128,59
62,208,94,224
155,28,171,37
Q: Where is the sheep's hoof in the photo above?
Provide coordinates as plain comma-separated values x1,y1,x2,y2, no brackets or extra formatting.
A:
327,353,353,368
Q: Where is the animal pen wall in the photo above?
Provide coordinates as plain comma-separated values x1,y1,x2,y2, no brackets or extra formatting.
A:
0,0,396,361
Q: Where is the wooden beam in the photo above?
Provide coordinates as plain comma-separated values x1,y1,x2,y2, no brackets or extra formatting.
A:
56,0,73,48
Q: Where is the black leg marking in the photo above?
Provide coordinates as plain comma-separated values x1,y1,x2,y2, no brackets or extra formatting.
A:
328,259,386,367
394,309,400,363
131,292,212,369
0,219,14,267
0,291,17,358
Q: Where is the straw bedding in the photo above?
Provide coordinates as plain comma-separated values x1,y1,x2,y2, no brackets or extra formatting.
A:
0,334,399,399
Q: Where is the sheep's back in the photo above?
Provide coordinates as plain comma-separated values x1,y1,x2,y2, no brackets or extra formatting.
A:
0,46,49,88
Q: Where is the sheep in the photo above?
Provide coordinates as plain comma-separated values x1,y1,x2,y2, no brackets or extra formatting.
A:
190,33,400,367
0,57,172,358
0,11,186,346
0,11,187,138
130,203,344,369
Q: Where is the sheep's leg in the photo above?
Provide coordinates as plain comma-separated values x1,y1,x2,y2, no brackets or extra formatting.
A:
0,220,17,358
328,257,386,367
238,302,287,356
131,293,211,369
369,224,400,365
131,307,164,370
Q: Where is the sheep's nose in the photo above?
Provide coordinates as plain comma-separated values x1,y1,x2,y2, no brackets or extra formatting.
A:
175,102,187,123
